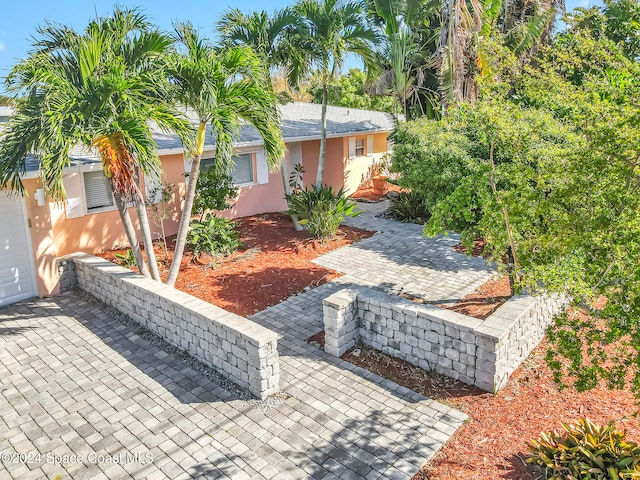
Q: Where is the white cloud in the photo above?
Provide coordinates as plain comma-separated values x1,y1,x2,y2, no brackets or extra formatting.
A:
0,43,5,52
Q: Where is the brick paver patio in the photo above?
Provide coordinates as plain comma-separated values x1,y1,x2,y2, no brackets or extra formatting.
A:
318,200,494,303
0,201,494,479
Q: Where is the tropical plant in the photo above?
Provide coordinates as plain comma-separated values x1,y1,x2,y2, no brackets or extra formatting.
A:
216,8,298,69
284,0,379,187
527,418,640,479
0,7,192,280
368,0,441,118
192,167,238,221
163,23,285,287
114,249,137,268
216,7,306,226
187,214,242,258
388,191,430,224
285,185,361,238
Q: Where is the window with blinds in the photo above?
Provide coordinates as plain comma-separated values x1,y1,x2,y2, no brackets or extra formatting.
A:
83,171,115,211
200,153,255,185
231,153,254,184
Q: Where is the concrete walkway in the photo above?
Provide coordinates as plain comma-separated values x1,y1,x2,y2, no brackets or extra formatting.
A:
0,201,494,480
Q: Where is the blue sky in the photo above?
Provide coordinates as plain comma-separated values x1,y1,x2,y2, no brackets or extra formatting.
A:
0,0,602,89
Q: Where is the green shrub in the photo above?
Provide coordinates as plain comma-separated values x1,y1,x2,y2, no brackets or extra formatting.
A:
285,185,361,239
192,167,238,220
527,418,640,480
187,214,242,257
388,191,431,224
114,249,136,268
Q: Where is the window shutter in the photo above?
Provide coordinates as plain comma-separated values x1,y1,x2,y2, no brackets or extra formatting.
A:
367,135,374,156
184,156,193,187
83,171,114,211
255,149,269,185
144,171,162,204
348,137,356,158
63,173,85,219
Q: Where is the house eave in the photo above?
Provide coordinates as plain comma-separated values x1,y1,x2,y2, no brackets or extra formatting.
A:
156,128,392,157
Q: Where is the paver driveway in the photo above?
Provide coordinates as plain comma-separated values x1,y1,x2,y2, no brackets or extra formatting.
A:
0,292,465,480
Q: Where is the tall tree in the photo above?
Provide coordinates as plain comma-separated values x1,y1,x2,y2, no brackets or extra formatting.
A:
216,8,305,232
368,0,441,118
0,7,191,279
285,0,378,187
163,23,285,287
216,8,298,69
433,0,483,107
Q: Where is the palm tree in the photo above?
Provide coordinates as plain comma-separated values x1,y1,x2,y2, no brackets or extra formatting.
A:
285,0,379,188
216,8,298,70
0,7,191,280
216,9,307,230
434,0,483,107
435,0,564,108
163,23,285,287
369,0,441,119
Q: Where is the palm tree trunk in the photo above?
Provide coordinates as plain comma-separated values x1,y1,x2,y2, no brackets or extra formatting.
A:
281,157,304,231
166,120,206,287
315,82,329,188
135,193,161,281
112,188,151,278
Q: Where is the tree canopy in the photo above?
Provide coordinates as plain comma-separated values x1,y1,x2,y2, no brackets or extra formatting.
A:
390,0,640,395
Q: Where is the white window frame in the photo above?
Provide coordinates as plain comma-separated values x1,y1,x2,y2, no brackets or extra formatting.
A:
355,138,365,157
200,152,257,187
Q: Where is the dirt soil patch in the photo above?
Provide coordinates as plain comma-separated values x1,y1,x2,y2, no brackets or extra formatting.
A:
99,212,373,317
351,183,404,202
442,275,512,320
453,239,488,258
340,340,639,480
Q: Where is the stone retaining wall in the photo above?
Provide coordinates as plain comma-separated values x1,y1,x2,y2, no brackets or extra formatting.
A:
58,253,280,399
57,255,78,293
323,286,566,392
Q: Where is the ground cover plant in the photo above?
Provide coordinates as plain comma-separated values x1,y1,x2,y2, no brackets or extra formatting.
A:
527,418,640,479
286,185,361,239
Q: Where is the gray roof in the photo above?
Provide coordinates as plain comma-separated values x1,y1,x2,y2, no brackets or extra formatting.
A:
5,102,397,176
155,102,397,152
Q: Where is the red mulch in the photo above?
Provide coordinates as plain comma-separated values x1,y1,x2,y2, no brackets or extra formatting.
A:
453,239,488,258
99,212,373,316
351,183,404,201
443,275,513,320
340,336,639,480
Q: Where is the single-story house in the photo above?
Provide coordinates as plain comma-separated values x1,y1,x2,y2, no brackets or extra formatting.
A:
0,102,396,307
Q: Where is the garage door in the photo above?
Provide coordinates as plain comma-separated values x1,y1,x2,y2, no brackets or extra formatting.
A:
0,192,37,306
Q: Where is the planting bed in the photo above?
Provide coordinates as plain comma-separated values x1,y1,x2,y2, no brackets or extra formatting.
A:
100,212,373,316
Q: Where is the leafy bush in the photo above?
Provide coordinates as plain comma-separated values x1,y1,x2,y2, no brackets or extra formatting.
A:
285,185,361,239
388,191,431,224
192,167,238,220
114,249,136,268
187,214,241,257
527,418,640,480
